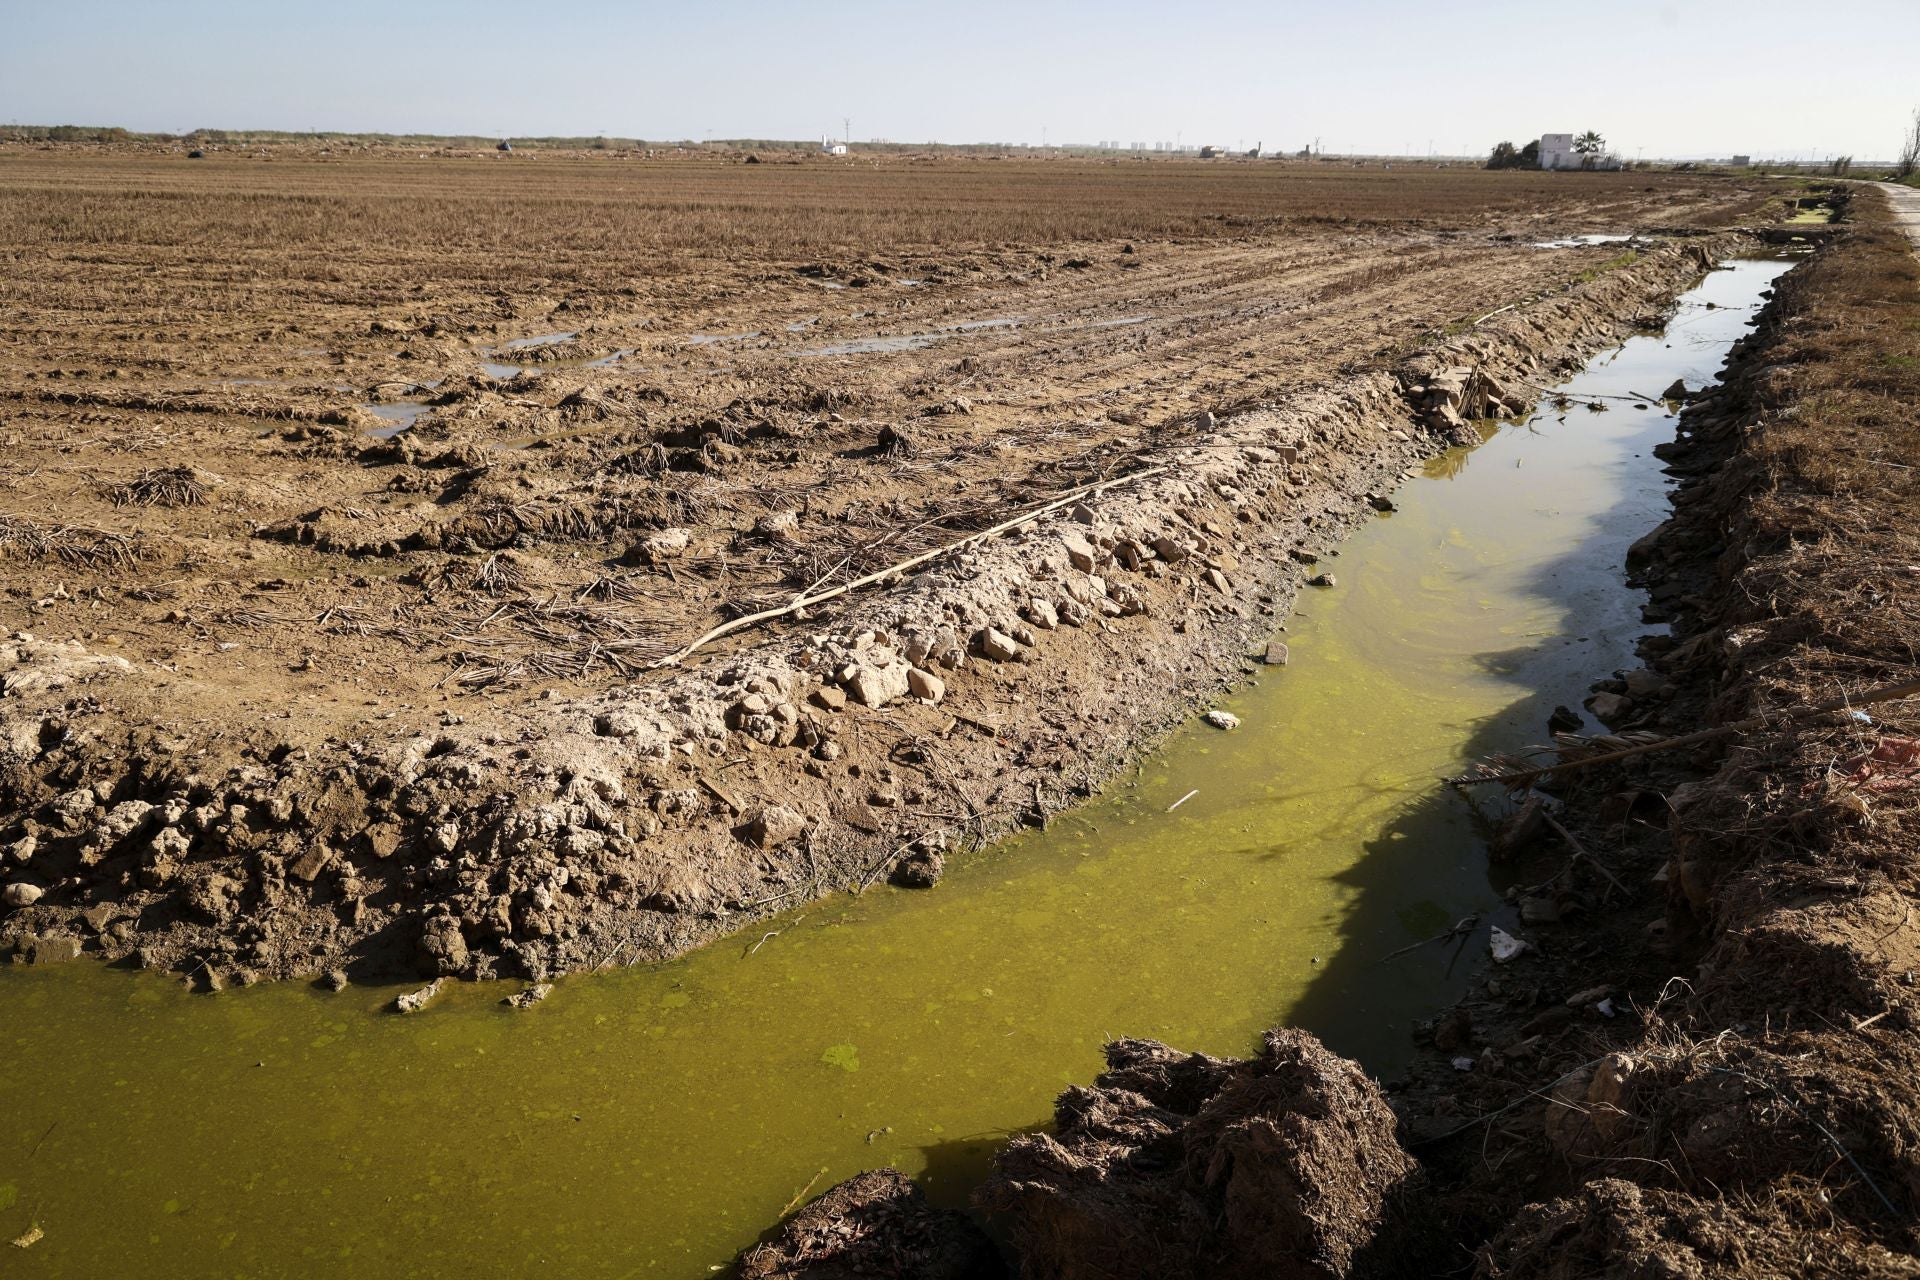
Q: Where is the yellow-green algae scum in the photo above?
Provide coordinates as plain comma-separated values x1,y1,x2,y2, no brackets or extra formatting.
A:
0,259,1790,1277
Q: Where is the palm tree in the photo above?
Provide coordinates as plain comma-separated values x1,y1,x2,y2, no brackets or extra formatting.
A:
1573,131,1606,155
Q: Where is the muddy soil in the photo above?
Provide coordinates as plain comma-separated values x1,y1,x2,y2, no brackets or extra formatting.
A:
0,148,1782,986
968,190,1920,1278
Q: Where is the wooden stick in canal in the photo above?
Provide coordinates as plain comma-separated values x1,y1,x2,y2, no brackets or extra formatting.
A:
1451,676,1920,789
649,465,1168,668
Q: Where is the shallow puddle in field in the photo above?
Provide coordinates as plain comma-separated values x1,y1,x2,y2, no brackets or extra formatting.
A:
362,402,432,437
481,349,631,380
800,315,1024,357
1533,233,1640,249
494,331,576,350
0,258,1792,1278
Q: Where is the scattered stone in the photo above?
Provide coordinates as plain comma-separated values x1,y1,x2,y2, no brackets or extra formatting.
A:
1059,532,1099,572
1547,704,1583,734
1203,710,1241,731
891,849,945,889
323,968,350,992
1584,691,1631,726
4,882,43,908
975,628,1023,662
1204,567,1231,593
504,983,554,1009
1023,598,1059,630
1489,926,1530,963
630,527,692,563
394,978,447,1014
1492,796,1549,861
1366,494,1396,512
1662,378,1689,401
1623,668,1669,699
743,805,807,848
906,667,946,703
1307,572,1337,588
809,685,847,712
1261,640,1290,666
288,845,331,884
1151,536,1192,564
753,510,800,540
844,662,911,708
29,935,83,964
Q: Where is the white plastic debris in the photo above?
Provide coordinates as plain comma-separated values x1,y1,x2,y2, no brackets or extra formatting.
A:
1489,926,1530,964
1451,1056,1476,1072
1595,998,1616,1018
1203,710,1241,731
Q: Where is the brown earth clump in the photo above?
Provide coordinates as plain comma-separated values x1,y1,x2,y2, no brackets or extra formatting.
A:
738,1168,1003,1280
978,1031,1418,1279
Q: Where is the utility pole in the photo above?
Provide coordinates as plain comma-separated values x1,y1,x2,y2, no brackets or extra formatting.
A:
843,117,850,146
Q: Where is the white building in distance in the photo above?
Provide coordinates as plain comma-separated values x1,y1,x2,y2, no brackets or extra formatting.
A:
1539,133,1623,171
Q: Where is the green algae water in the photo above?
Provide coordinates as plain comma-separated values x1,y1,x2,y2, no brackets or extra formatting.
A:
0,259,1790,1277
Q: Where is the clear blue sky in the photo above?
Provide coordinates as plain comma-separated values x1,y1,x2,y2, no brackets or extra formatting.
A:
4,0,1916,160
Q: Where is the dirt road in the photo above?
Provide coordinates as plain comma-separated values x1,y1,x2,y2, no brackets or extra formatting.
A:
1879,180,1920,250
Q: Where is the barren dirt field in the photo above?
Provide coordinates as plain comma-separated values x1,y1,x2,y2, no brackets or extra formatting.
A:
0,148,1779,985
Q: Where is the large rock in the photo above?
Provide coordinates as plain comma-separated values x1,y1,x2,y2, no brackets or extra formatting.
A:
739,1168,1003,1279
974,628,1024,662
843,662,911,708
742,805,806,848
394,978,447,1014
979,1029,1418,1279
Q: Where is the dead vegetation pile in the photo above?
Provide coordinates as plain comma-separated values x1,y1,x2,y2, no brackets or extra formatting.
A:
0,513,139,568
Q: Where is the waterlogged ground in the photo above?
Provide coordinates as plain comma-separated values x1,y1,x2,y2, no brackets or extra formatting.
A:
0,259,1788,1278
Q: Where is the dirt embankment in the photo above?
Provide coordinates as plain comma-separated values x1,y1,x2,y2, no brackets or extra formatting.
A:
944,192,1920,1278
0,218,1752,988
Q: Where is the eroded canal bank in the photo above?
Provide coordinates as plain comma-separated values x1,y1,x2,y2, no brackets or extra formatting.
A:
0,255,1796,1276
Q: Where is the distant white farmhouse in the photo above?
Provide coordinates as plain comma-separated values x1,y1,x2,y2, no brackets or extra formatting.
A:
1539,133,1622,171
821,137,848,156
